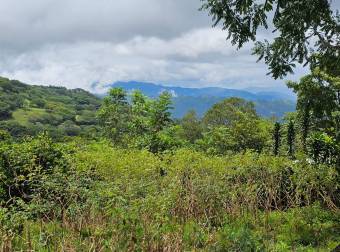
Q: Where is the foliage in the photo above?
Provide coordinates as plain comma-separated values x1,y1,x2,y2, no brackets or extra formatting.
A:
98,88,178,152
273,122,281,156
0,141,339,251
0,71,339,250
287,69,340,169
179,110,203,144
97,88,131,145
286,120,295,157
308,131,339,166
200,0,340,78
287,69,340,135
0,77,100,139
0,130,11,142
197,97,271,154
0,133,69,205
0,0,339,247
202,97,257,128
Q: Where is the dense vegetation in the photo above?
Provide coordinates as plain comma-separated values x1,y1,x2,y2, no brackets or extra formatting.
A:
0,134,339,250
201,0,339,79
0,77,100,139
0,72,339,250
0,1,339,250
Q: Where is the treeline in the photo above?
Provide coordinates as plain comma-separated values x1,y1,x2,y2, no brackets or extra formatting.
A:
98,88,271,154
97,69,339,168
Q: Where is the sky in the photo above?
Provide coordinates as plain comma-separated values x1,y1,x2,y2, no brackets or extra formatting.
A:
0,0,337,93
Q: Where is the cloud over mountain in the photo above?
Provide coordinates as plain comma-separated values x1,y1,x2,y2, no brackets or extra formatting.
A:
0,0,312,91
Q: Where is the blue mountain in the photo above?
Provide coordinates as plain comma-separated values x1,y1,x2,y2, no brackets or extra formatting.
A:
109,81,295,100
103,81,296,118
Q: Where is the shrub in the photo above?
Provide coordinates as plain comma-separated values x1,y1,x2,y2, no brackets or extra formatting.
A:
1,140,339,251
0,133,69,205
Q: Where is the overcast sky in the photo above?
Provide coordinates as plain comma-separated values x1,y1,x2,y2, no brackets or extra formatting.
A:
0,0,338,93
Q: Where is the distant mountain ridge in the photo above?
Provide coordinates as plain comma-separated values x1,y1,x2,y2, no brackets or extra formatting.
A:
108,81,296,101
105,81,296,118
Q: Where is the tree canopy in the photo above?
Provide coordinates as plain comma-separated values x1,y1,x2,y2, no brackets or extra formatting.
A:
201,0,340,78
203,97,257,127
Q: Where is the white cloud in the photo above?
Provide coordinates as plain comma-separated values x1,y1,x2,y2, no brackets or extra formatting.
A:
0,0,310,93
0,27,307,93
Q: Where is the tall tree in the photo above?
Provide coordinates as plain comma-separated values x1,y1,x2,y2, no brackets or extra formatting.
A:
149,91,173,133
199,98,270,153
287,69,340,148
203,97,257,128
130,90,151,137
201,0,340,78
148,91,174,153
97,88,131,145
287,120,295,157
273,122,281,156
180,110,203,144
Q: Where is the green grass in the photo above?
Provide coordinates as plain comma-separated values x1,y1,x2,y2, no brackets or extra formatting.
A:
12,108,49,126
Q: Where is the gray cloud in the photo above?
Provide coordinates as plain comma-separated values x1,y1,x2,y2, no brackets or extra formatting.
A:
0,0,209,51
0,0,312,93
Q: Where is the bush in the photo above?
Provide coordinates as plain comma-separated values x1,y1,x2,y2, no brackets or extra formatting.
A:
1,140,339,251
0,130,11,142
0,133,69,205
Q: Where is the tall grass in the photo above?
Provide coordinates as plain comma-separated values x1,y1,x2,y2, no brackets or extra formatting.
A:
1,141,339,251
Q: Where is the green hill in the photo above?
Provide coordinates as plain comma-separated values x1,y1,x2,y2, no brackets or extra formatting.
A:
0,77,101,138
0,77,296,139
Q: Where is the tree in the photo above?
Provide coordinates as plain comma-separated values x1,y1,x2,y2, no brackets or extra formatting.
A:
201,0,340,78
287,120,295,157
231,114,270,152
308,131,339,165
147,91,174,153
60,120,81,136
198,116,269,154
199,98,270,154
0,129,11,142
273,122,281,156
203,97,257,128
287,70,339,168
97,88,131,145
130,90,151,137
197,126,235,155
149,91,173,133
287,69,340,152
0,133,68,203
0,102,12,120
98,89,175,153
180,110,203,144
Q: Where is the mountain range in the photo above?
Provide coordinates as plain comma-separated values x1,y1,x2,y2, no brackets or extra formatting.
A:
105,81,296,118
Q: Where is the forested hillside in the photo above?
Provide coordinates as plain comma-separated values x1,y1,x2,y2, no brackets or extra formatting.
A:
0,77,100,138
